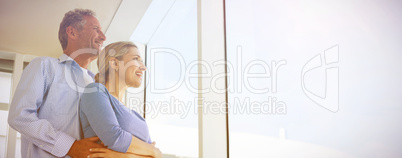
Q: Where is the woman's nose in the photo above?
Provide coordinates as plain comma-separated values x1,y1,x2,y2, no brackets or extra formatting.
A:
140,64,147,71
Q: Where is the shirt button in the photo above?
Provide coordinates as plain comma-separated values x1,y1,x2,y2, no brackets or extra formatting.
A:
40,145,43,147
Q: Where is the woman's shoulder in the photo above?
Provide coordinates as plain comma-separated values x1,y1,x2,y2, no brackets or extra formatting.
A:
85,82,105,88
81,83,111,102
80,83,111,109
83,82,108,93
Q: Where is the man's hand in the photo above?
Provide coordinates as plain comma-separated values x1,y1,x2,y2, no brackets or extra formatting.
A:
67,137,106,158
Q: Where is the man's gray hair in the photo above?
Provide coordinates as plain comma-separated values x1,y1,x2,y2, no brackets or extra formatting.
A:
58,9,96,50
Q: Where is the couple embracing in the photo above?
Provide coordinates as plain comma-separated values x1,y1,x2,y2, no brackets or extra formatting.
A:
8,8,162,158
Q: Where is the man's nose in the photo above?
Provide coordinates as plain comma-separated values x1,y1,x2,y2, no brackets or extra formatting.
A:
99,30,106,41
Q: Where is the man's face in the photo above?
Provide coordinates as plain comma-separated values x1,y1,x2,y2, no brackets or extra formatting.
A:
77,15,106,51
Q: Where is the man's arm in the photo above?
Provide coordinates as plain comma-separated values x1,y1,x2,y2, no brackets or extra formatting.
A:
67,137,106,157
7,57,105,157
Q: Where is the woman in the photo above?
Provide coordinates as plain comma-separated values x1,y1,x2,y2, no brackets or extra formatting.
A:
80,41,162,158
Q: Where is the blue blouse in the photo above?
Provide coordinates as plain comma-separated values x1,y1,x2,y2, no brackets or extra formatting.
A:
79,83,151,153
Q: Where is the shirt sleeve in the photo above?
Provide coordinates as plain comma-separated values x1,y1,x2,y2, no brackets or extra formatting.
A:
7,57,76,157
80,84,132,153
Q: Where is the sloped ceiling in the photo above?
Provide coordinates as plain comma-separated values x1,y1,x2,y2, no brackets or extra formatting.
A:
0,0,150,58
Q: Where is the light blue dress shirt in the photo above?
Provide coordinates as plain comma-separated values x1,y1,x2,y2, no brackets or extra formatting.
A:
80,83,151,153
8,54,94,158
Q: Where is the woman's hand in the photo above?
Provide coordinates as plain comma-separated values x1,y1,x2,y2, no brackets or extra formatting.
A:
88,148,153,158
152,147,162,158
126,137,164,157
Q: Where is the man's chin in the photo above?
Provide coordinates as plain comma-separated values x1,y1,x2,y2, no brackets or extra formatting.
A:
90,47,101,54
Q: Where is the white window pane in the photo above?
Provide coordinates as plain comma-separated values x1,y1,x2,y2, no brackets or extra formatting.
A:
227,0,402,157
133,0,199,157
0,72,12,104
0,110,8,157
0,72,12,157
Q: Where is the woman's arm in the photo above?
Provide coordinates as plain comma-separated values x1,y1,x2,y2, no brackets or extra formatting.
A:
88,148,153,158
80,84,132,152
81,84,161,157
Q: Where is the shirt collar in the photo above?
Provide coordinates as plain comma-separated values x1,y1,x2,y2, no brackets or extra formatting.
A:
58,54,75,63
59,54,96,78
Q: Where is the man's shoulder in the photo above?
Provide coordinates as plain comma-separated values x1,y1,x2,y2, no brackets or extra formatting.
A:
28,56,65,71
31,56,59,64
23,57,64,81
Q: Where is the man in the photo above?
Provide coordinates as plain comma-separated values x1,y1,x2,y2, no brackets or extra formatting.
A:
8,9,107,157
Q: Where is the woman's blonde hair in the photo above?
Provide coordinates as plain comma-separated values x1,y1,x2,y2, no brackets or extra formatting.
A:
95,41,137,84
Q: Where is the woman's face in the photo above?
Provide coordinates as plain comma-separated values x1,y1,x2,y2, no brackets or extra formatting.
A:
118,47,146,88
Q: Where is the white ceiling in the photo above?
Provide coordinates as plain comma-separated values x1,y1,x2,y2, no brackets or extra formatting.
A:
0,0,151,58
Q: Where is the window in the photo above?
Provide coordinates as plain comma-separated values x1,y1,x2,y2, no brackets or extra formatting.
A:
0,53,31,158
0,72,12,156
226,0,402,157
130,0,199,157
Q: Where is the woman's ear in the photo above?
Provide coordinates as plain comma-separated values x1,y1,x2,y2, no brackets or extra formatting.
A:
109,58,119,71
